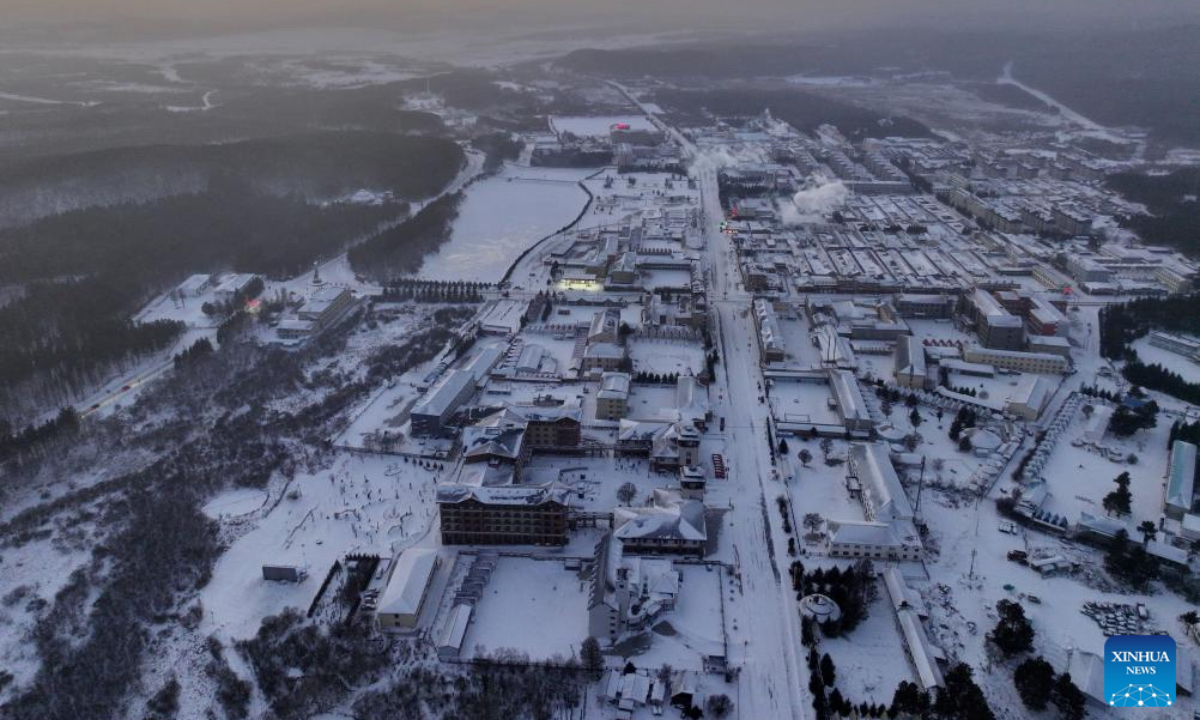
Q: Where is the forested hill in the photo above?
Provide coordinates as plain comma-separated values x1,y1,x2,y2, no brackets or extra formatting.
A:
1107,168,1200,258
0,132,465,229
0,132,465,420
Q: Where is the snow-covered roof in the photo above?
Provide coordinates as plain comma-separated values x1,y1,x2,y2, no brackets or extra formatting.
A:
848,443,913,522
438,604,472,651
436,483,571,507
1167,440,1197,514
829,370,868,424
614,490,706,544
413,370,475,419
585,342,626,359
1007,376,1050,411
881,568,943,689
1064,650,1106,704
675,374,709,421
377,548,438,618
895,335,926,377
599,372,632,400
830,520,903,548
456,462,516,488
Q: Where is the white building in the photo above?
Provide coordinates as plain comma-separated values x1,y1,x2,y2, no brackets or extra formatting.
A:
376,548,440,630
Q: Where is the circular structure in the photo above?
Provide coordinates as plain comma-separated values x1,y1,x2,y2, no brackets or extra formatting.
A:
798,593,843,624
876,423,907,442
966,428,1002,453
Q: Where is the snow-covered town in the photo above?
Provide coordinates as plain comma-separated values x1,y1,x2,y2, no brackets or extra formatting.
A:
3,22,1200,720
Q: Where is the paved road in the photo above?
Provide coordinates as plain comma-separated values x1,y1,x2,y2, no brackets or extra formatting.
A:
697,163,810,720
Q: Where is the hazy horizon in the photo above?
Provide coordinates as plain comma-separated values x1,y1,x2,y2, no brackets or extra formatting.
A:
5,0,1200,48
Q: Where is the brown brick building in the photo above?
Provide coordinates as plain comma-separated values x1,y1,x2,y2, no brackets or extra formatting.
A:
437,484,571,546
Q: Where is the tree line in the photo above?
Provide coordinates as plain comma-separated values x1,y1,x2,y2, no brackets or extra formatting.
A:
349,192,464,280
381,278,488,304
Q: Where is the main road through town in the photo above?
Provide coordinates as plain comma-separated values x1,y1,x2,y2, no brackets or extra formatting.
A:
611,78,813,720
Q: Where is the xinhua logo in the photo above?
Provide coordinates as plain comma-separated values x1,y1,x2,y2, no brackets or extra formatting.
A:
1104,635,1176,708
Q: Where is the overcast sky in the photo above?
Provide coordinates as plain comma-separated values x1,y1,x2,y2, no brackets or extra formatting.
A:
5,0,1199,39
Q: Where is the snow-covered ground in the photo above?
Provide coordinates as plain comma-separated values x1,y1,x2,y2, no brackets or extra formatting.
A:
201,454,444,642
628,338,706,377
460,557,590,661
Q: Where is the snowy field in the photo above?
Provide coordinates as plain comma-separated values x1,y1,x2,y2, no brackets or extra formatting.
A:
641,268,692,290
777,316,825,369
410,166,591,283
0,536,94,691
1131,335,1200,384
1034,405,1168,523
818,577,916,705
135,280,228,329
629,338,706,377
550,115,654,138
626,384,678,420
201,453,443,641
769,379,840,426
461,557,589,661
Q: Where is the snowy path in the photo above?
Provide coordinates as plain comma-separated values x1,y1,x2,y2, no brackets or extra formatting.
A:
997,61,1125,143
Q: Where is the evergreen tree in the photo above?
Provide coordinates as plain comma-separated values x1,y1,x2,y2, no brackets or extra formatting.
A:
1013,656,1055,710
989,600,1035,657
1051,673,1087,720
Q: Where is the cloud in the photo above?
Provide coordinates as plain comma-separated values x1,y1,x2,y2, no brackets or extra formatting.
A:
777,173,848,225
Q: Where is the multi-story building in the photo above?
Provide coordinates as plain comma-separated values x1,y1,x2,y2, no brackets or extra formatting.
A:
589,308,622,344
827,520,923,562
753,299,785,363
895,294,954,319
1064,255,1112,284
518,404,583,449
596,372,632,421
894,335,930,390
582,342,627,372
1155,266,1194,294
1149,331,1200,361
962,346,1069,374
411,370,477,437
963,288,1025,350
613,489,706,556
437,484,571,546
829,370,874,433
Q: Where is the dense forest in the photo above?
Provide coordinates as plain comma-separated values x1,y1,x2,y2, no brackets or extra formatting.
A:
0,182,401,287
0,184,395,417
1098,294,1200,360
1107,168,1200,257
348,192,465,280
653,88,933,140
0,132,466,418
1098,295,1200,406
0,132,465,229
0,278,185,416
469,132,525,172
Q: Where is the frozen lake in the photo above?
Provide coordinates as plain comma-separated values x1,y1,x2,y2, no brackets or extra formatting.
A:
413,166,591,283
